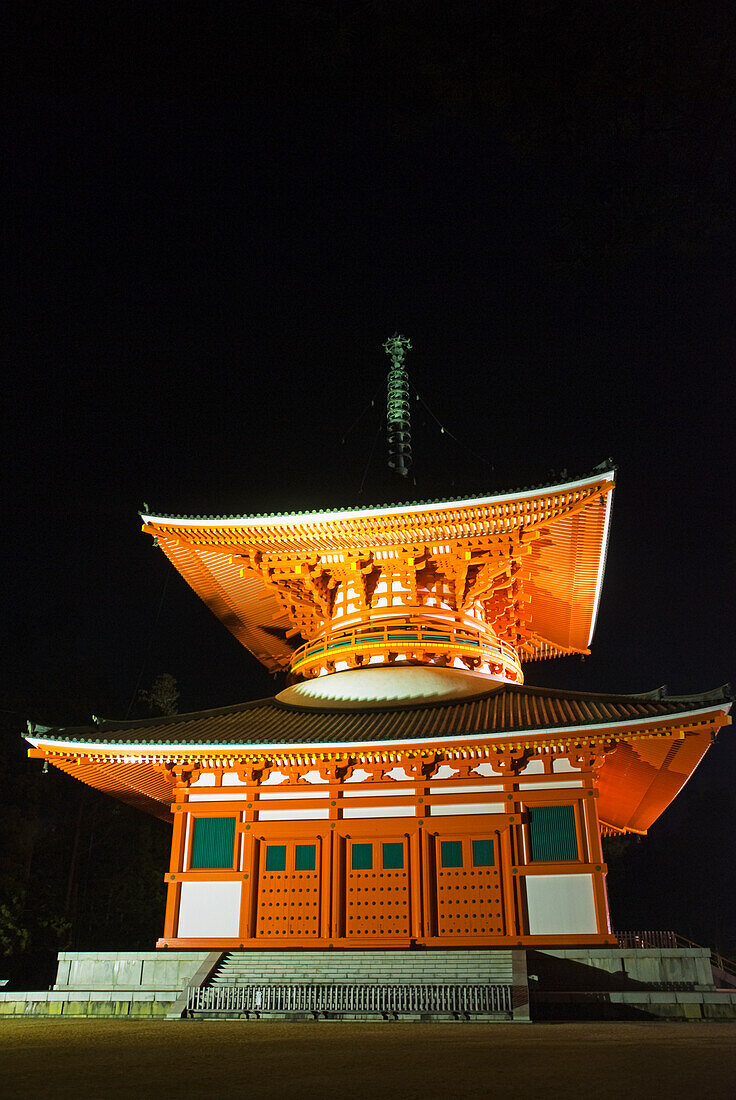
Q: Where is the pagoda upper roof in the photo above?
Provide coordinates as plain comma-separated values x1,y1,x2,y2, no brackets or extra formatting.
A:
140,464,616,672
141,463,615,528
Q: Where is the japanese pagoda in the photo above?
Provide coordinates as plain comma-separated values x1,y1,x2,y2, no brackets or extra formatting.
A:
26,339,731,953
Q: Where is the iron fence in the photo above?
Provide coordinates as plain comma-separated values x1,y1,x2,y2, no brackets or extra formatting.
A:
187,982,512,1016
615,931,677,949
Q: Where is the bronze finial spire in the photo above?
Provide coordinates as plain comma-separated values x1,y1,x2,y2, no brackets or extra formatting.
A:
384,333,412,479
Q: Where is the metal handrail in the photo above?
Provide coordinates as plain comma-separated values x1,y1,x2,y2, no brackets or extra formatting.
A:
187,982,512,1016
616,931,736,978
616,931,678,949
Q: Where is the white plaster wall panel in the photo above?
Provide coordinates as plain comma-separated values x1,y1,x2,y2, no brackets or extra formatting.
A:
525,874,598,935
177,881,242,939
256,808,330,821
344,768,373,783
429,784,503,794
222,774,249,786
430,802,505,816
519,760,545,776
188,791,251,801
431,764,459,780
341,806,415,819
518,780,583,790
190,773,216,787
385,766,414,781
553,759,580,773
258,790,328,801
342,787,414,798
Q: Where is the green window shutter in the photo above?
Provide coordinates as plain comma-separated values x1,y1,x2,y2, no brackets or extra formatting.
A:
472,839,494,867
352,843,373,870
295,844,316,871
440,840,463,868
265,845,286,871
529,805,578,861
190,817,236,869
382,842,404,869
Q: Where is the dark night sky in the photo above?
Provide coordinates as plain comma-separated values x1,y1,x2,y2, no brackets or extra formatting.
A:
4,7,735,742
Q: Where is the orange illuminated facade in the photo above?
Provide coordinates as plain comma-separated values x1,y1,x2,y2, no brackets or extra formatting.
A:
26,466,731,949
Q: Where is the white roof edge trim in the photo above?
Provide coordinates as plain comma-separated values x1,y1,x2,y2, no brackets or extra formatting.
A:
587,485,614,647
141,470,617,530
25,700,729,756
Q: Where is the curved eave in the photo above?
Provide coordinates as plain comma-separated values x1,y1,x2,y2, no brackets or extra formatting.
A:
142,470,615,670
140,468,616,530
27,697,730,829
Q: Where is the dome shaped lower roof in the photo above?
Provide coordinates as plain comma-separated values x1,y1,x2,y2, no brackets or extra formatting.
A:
276,665,505,710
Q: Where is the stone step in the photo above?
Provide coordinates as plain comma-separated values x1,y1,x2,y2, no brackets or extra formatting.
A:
210,949,516,986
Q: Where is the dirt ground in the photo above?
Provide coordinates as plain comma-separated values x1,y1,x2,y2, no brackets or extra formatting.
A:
0,1019,734,1099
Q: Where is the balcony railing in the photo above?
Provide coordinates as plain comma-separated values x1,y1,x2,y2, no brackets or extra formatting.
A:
290,619,523,682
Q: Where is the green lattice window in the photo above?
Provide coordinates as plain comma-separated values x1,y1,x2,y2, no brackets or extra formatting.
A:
295,844,316,871
352,843,373,870
265,845,286,871
528,805,578,861
440,840,463,868
382,842,404,869
472,839,495,867
190,817,236,869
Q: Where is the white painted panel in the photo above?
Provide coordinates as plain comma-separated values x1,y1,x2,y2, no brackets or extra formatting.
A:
342,806,415,819
431,764,459,780
188,791,251,802
430,802,505,816
300,769,329,784
344,769,373,783
222,774,248,787
385,767,414,781
261,771,289,785
177,881,241,939
258,790,327,801
473,763,503,777
429,784,503,794
343,787,414,798
519,760,545,776
525,874,598,935
257,808,329,821
553,758,580,773
190,773,216,787
518,780,583,790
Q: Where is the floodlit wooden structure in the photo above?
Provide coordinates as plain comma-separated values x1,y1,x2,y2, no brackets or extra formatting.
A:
26,466,731,949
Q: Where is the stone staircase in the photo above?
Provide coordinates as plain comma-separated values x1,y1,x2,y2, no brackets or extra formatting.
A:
183,949,529,1021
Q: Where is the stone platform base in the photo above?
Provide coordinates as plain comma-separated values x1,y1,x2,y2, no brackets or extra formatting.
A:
529,947,736,1020
0,951,209,1018
2,946,734,1021
0,992,176,1017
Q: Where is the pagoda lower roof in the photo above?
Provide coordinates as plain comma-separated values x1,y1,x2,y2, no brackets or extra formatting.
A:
29,683,730,750
27,683,731,835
